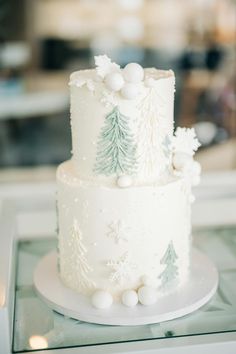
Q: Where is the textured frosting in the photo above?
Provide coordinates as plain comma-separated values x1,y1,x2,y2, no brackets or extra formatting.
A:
69,68,175,184
57,160,191,298
57,57,201,305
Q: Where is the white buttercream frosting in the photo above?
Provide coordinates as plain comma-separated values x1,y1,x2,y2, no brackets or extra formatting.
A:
69,66,175,184
57,57,201,304
57,160,191,298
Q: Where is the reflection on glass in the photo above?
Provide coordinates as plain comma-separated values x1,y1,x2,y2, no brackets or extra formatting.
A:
29,335,48,350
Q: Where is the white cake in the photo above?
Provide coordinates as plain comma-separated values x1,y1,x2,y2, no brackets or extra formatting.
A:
57,56,201,308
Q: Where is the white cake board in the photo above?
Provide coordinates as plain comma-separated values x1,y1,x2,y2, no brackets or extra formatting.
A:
34,249,218,326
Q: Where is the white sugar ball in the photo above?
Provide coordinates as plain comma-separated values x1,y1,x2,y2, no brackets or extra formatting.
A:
105,72,124,92
138,286,157,306
173,152,192,171
123,63,144,83
121,83,139,100
91,290,113,309
121,290,138,307
191,161,202,175
117,175,133,188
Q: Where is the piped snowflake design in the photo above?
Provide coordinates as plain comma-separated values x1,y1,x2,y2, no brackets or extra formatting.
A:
107,220,131,243
95,55,120,79
107,252,136,284
172,128,200,156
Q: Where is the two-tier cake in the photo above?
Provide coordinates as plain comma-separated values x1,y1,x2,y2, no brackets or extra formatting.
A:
56,55,201,309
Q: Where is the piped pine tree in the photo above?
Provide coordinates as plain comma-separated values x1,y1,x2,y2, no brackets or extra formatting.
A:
70,219,95,290
94,106,137,176
159,241,179,288
137,88,168,178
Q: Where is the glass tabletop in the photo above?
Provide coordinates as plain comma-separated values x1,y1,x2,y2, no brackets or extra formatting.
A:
13,225,236,352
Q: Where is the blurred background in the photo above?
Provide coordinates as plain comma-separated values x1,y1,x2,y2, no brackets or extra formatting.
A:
0,0,235,182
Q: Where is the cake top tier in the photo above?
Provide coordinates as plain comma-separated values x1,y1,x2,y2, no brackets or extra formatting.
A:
69,56,190,186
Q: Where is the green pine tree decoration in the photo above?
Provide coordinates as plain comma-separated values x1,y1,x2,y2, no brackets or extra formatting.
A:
94,106,137,176
159,241,179,287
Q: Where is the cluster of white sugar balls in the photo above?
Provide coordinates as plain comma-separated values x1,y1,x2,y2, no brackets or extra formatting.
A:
91,284,158,309
105,63,144,100
121,286,158,307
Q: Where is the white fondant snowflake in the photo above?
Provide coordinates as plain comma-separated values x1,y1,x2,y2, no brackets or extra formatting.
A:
95,55,120,78
107,252,136,284
172,128,200,156
100,90,118,107
107,220,131,243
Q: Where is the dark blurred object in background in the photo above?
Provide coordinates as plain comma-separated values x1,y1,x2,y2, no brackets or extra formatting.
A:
0,0,235,170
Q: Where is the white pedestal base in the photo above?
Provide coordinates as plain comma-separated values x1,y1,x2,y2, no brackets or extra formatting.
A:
34,249,218,326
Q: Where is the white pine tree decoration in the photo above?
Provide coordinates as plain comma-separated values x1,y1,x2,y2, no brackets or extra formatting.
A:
94,106,137,176
69,219,95,290
137,88,168,178
159,241,179,288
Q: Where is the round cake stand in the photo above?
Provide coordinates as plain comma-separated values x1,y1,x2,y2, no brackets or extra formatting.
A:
33,249,218,326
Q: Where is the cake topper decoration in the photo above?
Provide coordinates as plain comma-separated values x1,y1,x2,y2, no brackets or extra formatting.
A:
95,55,144,100
123,63,144,83
95,54,120,79
105,72,125,92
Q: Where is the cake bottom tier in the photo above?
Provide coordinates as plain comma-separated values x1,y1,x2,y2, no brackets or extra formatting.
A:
57,161,191,299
